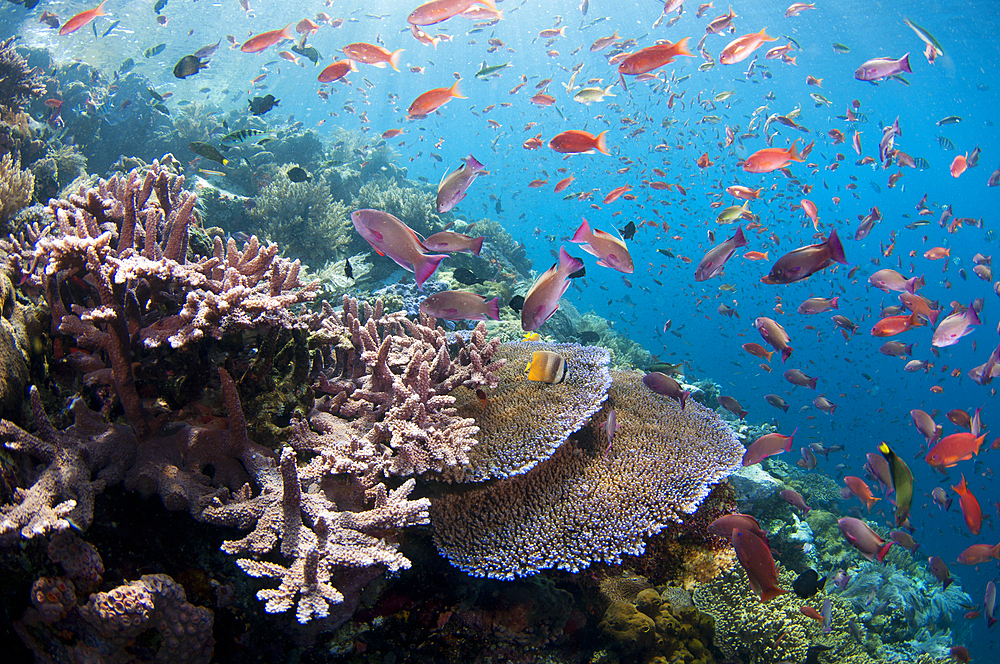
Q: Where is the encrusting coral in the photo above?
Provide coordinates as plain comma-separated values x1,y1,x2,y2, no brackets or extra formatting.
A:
430,369,744,579
598,587,716,663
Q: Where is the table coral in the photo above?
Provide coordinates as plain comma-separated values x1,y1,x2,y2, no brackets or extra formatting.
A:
444,341,613,482
431,369,744,579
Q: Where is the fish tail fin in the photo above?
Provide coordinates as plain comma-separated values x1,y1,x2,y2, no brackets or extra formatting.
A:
785,427,797,451
413,254,448,289
781,346,792,363
825,229,847,264
808,377,818,390
943,578,954,590
991,543,1000,559
470,236,485,256
389,48,405,72
280,24,296,40
673,37,694,57
733,225,748,248
966,301,982,325
830,296,840,310
787,138,804,162
594,130,611,155
449,79,466,99
485,297,500,321
680,390,690,410
571,217,593,244
96,1,108,16
765,349,775,362
875,541,895,562
349,59,359,72
758,27,777,42
221,157,228,166
466,153,485,171
904,343,914,355
476,0,498,10
989,616,998,628
558,245,584,274
899,52,912,73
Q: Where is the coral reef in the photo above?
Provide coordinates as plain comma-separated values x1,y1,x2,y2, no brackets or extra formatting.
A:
0,37,45,120
431,369,744,579
598,587,716,663
0,272,29,421
248,167,353,268
0,152,34,232
444,341,613,482
351,177,441,239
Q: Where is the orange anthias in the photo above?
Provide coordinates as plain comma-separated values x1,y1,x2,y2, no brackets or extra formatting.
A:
603,184,632,204
343,43,405,71
952,474,982,535
844,476,880,512
241,24,296,53
720,27,777,65
59,1,108,36
950,153,968,178
743,139,812,173
617,37,695,76
870,312,924,337
926,432,986,468
318,60,357,83
548,129,610,155
408,81,466,118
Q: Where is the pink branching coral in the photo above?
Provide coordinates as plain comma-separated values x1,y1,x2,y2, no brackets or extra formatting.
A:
313,295,506,477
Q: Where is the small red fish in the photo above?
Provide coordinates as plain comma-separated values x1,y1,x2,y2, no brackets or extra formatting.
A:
241,24,295,54
952,474,982,535
59,1,107,36
549,129,610,155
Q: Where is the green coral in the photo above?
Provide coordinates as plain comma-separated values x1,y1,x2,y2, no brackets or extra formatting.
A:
249,165,352,268
598,587,716,664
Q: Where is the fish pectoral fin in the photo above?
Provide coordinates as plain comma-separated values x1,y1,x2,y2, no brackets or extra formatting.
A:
579,244,600,258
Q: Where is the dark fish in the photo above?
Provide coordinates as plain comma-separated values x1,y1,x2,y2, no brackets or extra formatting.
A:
568,266,586,279
101,20,120,38
657,248,675,257
144,43,166,58
792,569,826,598
194,40,222,59
24,0,38,8
805,645,834,664
119,57,135,74
761,230,847,285
221,128,267,145
647,362,684,375
174,55,209,79
154,0,168,14
344,260,353,279
452,267,486,285
508,295,524,313
291,43,320,65
147,87,164,101
937,135,954,150
619,220,636,240
913,156,930,169
249,94,280,115
580,330,600,344
287,166,310,182
188,141,228,166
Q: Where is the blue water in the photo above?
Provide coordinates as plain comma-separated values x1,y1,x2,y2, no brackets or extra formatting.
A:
4,0,999,660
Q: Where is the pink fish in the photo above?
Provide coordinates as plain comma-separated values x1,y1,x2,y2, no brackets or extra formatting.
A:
407,0,498,26
419,290,500,321
838,517,894,562
694,226,747,281
709,514,769,543
733,528,786,602
781,489,811,514
59,1,107,36
642,371,690,409
351,209,447,290
854,53,911,81
521,246,584,331
436,154,486,213
571,218,634,273
422,230,485,256
869,269,924,293
931,302,981,347
742,428,797,466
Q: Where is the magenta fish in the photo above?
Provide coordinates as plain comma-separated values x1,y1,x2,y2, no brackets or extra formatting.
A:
351,209,447,290
869,269,924,293
733,528,787,602
642,371,690,409
419,290,500,321
931,302,981,347
694,225,747,281
423,230,485,256
854,53,911,81
521,246,584,331
708,514,769,543
781,489,811,514
742,428,797,466
437,154,486,213
571,218,634,273
839,517,895,562
761,230,847,284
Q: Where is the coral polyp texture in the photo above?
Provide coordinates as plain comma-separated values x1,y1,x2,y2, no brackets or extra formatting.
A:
430,370,744,579
443,341,613,482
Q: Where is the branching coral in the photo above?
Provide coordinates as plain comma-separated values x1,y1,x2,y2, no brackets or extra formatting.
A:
430,370,744,579
0,37,45,119
0,151,34,230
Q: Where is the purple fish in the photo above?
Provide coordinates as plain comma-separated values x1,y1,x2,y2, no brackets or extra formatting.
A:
930,486,952,511
864,453,893,495
352,209,447,290
821,597,832,633
436,154,485,213
709,514,769,543
419,290,500,321
781,489,811,514
854,53,911,81
839,517,895,562
521,246,584,331
604,409,620,453
986,580,997,628
869,269,923,294
798,446,817,470
928,556,953,589
694,225,747,281
889,529,920,553
642,371,690,409
571,218,634,274
760,230,847,285
910,409,941,445
931,302,981,347
422,230,486,256
969,345,1000,385
855,206,882,240
797,296,839,315
830,569,850,591
742,428,797,466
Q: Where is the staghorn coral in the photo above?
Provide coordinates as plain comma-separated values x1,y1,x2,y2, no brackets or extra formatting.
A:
0,37,45,119
0,151,34,232
249,167,352,267
312,296,505,478
430,369,744,579
443,341,612,482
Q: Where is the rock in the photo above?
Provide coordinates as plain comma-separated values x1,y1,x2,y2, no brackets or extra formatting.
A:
728,464,782,503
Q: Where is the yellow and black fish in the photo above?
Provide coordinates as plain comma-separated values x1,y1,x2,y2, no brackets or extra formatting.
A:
525,350,567,385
